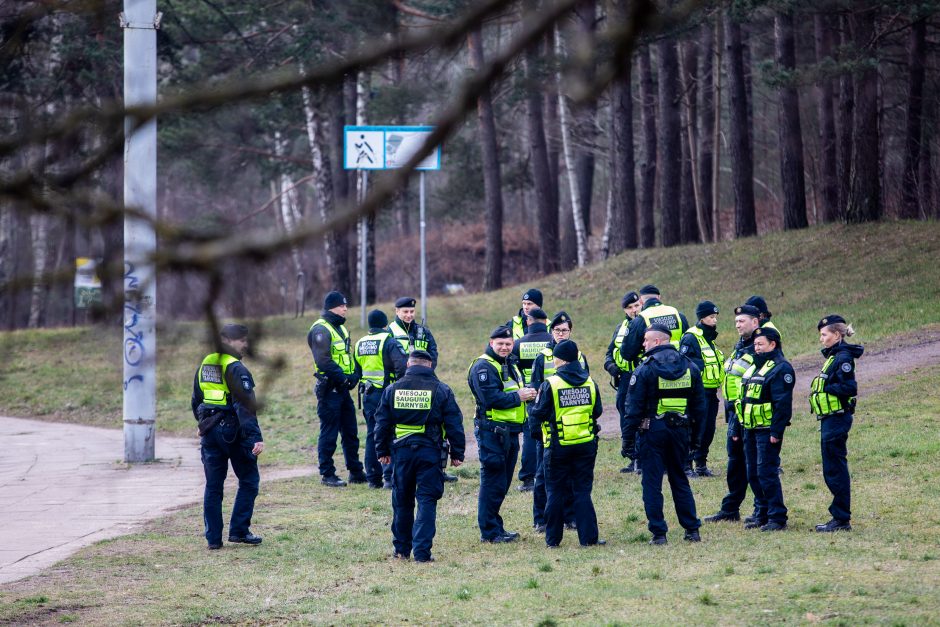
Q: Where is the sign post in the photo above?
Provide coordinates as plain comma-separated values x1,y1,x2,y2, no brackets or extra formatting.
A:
343,125,441,326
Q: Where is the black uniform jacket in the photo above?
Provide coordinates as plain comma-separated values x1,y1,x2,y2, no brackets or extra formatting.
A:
308,310,362,390
374,365,466,461
191,344,263,444
619,298,690,364
819,341,864,405
468,346,524,427
529,362,603,446
623,344,706,447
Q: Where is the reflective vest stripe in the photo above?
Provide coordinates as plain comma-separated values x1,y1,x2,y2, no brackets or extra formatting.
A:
311,319,355,375
685,326,725,388
544,375,596,447
722,351,754,402
809,356,844,416
741,360,777,428
198,353,239,406
511,316,525,341
656,369,692,415
469,354,526,424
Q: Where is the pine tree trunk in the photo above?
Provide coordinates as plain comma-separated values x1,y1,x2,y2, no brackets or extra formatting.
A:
837,16,855,218
698,18,715,242
658,33,682,247
921,90,935,219
468,28,504,290
556,26,589,267
524,29,559,272
679,38,702,243
814,12,839,223
638,46,657,248
846,6,881,223
711,16,723,241
723,10,757,237
901,17,927,219
608,0,637,253
775,10,808,230
573,0,597,235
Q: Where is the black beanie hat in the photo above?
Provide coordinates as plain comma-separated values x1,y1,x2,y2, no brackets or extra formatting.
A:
367,309,388,329
696,300,719,320
527,308,549,321
324,291,347,310
621,291,640,308
221,323,249,340
639,284,660,296
522,288,543,307
746,295,771,317
552,339,579,362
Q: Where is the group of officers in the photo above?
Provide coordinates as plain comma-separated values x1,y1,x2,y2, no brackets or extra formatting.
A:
191,285,862,560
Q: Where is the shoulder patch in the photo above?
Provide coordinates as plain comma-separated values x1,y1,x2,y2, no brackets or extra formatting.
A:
479,372,487,382
629,375,638,386
241,375,253,391
315,333,325,343
680,345,689,354
841,362,853,373
783,373,794,384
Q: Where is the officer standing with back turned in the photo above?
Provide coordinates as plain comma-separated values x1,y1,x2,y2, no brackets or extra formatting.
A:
308,291,367,487
624,324,705,545
354,309,408,489
191,323,264,550
512,307,552,492
375,350,466,563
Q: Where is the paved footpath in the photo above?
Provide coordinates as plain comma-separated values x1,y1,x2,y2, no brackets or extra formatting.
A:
0,417,311,585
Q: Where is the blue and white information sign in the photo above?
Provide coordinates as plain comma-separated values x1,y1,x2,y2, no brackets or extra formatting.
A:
343,125,441,171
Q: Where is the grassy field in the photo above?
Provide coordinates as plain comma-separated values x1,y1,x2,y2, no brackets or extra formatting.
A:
1,221,939,468
2,365,939,625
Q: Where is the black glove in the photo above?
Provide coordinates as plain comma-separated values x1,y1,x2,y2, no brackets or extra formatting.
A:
621,439,630,458
345,375,359,390
605,362,620,377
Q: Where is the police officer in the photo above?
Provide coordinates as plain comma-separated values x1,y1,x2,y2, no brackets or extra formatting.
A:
679,301,724,477
529,311,587,533
604,291,642,473
512,307,552,492
308,291,367,487
507,288,543,341
812,315,862,532
619,284,689,366
354,309,408,489
739,326,794,531
191,324,264,550
388,297,439,368
374,350,466,562
624,324,705,545
529,340,605,547
704,304,761,523
746,295,781,339
468,325,537,543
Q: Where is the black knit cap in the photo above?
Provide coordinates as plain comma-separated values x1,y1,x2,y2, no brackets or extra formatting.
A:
367,309,388,329
324,291,347,310
409,349,433,362
753,326,782,345
696,300,719,320
818,314,846,330
549,310,572,329
621,291,640,308
522,288,543,307
221,323,249,340
552,339,579,362
527,308,549,321
746,295,771,317
646,323,673,337
639,284,660,296
490,325,513,339
395,296,416,308
734,304,761,319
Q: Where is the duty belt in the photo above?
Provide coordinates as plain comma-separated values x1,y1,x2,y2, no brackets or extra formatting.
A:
655,412,689,428
474,417,513,434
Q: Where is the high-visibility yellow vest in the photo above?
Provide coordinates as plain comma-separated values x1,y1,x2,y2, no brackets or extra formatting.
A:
612,319,636,372
722,350,755,403
468,354,526,424
684,326,725,389
392,387,434,439
762,320,781,342
389,320,430,353
518,339,550,383
198,353,239,406
311,318,354,375
809,356,846,416
354,332,392,389
511,315,525,341
543,375,597,447
740,360,778,429
656,368,693,415
639,304,683,347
